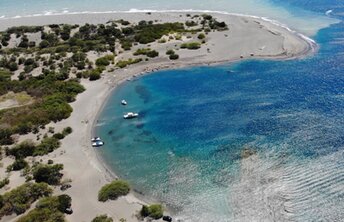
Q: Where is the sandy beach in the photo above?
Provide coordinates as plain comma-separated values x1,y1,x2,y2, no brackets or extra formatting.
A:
0,11,315,222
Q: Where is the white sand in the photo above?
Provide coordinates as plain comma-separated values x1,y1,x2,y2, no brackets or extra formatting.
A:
0,12,315,222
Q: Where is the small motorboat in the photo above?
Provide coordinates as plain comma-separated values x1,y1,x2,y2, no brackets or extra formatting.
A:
92,141,104,147
121,100,127,105
91,137,101,142
123,112,139,119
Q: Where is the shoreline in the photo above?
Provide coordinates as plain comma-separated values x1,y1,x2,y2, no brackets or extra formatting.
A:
0,11,316,222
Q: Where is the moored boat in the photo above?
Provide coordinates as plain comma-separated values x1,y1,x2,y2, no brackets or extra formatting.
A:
121,100,127,105
123,112,139,119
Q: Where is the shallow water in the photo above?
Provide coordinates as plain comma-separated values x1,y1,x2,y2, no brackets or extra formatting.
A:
94,1,344,220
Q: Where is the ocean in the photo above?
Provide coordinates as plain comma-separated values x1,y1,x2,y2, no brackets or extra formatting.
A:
3,0,343,221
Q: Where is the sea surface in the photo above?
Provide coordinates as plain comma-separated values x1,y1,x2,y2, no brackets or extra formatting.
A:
4,0,343,221
93,1,344,221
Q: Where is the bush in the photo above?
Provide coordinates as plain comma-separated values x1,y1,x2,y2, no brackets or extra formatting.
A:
9,158,28,171
92,215,113,222
7,140,36,159
0,182,52,219
146,50,159,58
169,54,179,60
116,58,142,68
89,69,101,81
95,57,110,67
53,133,65,140
8,62,18,71
34,137,60,156
32,164,63,185
180,42,201,50
133,48,151,56
17,194,71,222
0,178,9,189
62,127,72,136
140,204,163,219
198,33,206,39
166,49,175,55
39,40,50,48
98,180,130,202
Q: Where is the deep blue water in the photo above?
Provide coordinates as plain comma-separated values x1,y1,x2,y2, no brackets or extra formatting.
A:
93,1,344,221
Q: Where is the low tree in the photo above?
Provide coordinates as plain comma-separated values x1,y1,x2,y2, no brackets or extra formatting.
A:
98,180,130,202
32,164,63,185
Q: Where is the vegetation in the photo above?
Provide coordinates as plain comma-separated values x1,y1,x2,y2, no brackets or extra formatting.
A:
91,215,113,222
0,178,9,189
198,33,206,39
17,194,71,222
95,54,115,67
169,54,179,60
134,22,185,44
140,204,163,219
7,158,28,171
32,164,64,185
166,49,175,55
116,58,142,68
0,74,85,142
6,137,60,159
0,182,52,219
98,180,130,202
180,42,201,50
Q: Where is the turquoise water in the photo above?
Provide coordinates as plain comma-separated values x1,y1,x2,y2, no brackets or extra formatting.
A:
93,1,344,221
0,0,339,36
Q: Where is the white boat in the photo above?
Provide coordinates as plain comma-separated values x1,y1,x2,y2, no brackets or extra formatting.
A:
121,100,127,105
92,141,104,147
123,112,139,119
91,137,101,142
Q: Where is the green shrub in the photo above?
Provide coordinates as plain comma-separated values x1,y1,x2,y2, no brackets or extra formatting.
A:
116,58,142,68
53,133,65,140
98,180,130,202
133,48,151,56
146,50,159,58
0,182,52,219
32,164,63,185
166,49,175,55
34,137,60,156
8,158,28,171
89,69,101,81
180,42,201,50
95,57,110,67
8,62,18,71
7,140,36,159
62,127,72,136
0,178,9,189
169,54,179,60
140,204,163,219
17,194,71,222
185,20,197,27
197,33,206,39
39,40,50,48
91,215,113,222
